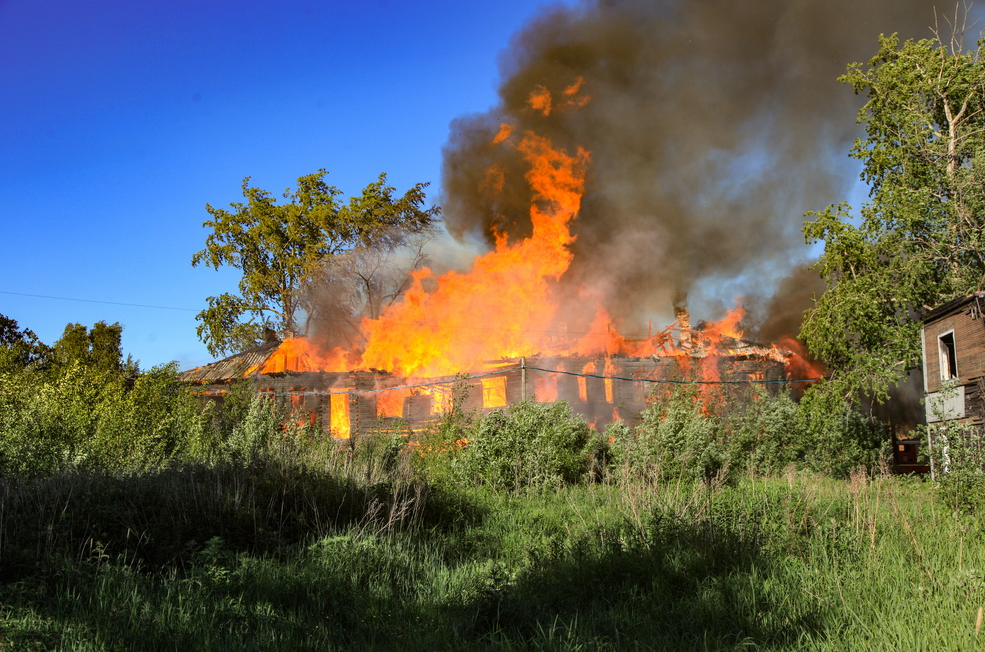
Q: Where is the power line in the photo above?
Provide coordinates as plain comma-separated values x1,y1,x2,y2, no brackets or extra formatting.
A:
214,363,826,397
0,290,198,312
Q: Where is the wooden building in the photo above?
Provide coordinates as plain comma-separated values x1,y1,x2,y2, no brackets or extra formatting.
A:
920,293,985,475
921,293,985,426
180,335,790,439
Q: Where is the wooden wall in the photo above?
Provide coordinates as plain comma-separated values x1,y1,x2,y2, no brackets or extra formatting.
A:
923,300,985,395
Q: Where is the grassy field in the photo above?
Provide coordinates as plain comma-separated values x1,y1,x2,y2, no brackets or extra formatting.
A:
1,442,982,652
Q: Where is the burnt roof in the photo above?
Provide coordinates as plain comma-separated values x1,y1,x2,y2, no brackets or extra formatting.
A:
180,334,789,384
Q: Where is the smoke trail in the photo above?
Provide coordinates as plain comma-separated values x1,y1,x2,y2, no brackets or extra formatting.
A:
440,0,941,333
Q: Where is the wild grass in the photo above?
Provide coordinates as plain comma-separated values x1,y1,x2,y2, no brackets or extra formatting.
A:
2,445,983,651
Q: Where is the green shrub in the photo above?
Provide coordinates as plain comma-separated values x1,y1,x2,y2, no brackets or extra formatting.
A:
224,391,281,462
90,364,208,470
0,364,113,475
927,422,985,513
725,386,803,475
454,399,597,491
628,384,725,483
0,363,209,476
610,383,875,483
796,387,884,478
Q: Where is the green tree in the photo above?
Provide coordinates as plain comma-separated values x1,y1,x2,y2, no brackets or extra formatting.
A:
803,28,985,400
53,321,130,375
0,314,51,371
192,170,439,357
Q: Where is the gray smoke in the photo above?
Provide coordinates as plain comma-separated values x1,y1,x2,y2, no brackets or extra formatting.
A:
439,0,943,336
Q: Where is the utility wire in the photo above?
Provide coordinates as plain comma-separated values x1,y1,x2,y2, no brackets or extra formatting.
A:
0,290,198,312
215,363,826,397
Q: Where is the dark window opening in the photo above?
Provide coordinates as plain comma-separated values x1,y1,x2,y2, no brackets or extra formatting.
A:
939,331,958,380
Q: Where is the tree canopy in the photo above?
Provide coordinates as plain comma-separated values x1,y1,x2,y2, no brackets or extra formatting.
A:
802,28,985,400
0,314,50,371
53,321,128,375
192,170,440,357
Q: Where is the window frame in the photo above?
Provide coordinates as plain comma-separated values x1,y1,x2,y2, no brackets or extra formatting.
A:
938,329,958,381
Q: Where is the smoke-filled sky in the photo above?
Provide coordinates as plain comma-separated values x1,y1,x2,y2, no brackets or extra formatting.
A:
0,0,958,368
441,0,951,335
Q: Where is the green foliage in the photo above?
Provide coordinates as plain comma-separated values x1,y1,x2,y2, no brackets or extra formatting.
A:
453,399,598,491
723,386,804,476
803,31,985,400
192,170,440,356
223,391,281,462
612,384,882,483
0,313,52,372
52,320,135,376
928,422,985,513
614,384,723,483
0,363,103,474
89,364,208,471
410,380,476,487
795,386,885,477
0,363,206,475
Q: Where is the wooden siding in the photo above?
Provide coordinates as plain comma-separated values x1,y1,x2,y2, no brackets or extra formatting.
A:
923,297,985,395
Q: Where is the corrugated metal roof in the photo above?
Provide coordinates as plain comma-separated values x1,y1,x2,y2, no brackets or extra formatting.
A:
179,340,281,383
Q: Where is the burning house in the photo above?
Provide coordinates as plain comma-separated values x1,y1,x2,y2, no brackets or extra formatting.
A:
180,314,796,439
182,87,824,437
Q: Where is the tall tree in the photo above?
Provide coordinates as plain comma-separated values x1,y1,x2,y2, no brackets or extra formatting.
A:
53,321,127,374
192,170,439,357
802,25,985,400
0,314,51,371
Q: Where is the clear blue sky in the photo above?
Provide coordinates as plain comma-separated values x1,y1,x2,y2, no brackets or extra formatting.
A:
0,0,571,370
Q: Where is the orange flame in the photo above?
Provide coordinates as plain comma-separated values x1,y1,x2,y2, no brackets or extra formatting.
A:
259,338,353,374
357,132,589,377
254,87,808,410
528,85,552,115
776,336,826,383
330,393,350,439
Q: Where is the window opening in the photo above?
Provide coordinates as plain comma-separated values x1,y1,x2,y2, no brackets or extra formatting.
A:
481,377,507,408
939,331,958,380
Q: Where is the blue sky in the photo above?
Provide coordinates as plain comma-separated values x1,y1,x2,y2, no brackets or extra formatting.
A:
0,0,571,370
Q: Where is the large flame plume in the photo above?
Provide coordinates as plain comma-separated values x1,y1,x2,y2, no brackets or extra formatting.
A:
261,0,946,383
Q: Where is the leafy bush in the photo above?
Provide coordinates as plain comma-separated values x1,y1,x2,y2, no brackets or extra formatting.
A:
90,364,208,470
927,422,985,513
409,382,476,487
611,383,882,483
724,386,803,476
0,364,113,475
223,391,282,462
621,384,725,483
0,363,208,476
453,399,598,491
796,387,884,478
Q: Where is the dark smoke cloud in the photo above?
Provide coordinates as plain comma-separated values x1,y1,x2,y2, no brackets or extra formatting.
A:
440,0,941,335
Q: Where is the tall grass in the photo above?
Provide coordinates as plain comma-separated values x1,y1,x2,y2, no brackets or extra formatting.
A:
2,453,983,650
